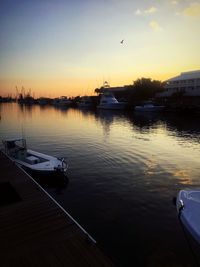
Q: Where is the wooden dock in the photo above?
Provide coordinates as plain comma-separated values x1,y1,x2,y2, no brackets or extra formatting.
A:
0,152,114,267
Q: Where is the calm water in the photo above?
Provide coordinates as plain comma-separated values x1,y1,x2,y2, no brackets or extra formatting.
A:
1,103,200,266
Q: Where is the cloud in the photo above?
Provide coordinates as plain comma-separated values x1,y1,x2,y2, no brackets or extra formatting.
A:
182,2,200,17
144,7,158,14
171,0,178,5
149,21,163,32
135,6,158,16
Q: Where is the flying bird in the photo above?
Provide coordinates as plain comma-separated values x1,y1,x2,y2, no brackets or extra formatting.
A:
120,39,124,44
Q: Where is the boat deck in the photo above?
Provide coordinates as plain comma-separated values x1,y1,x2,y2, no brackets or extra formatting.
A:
0,151,114,266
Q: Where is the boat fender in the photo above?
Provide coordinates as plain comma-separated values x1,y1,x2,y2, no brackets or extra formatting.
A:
177,199,184,215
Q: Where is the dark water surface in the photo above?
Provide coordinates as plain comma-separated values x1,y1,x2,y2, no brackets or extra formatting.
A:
1,103,200,266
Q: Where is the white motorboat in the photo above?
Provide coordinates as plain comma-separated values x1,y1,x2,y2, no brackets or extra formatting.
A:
97,93,126,110
134,101,164,112
177,189,200,244
2,138,68,177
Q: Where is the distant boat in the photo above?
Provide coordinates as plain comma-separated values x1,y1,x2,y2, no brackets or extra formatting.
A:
2,138,68,177
38,97,51,105
134,101,165,112
78,96,93,108
177,190,200,244
53,96,72,107
97,93,126,110
18,94,34,105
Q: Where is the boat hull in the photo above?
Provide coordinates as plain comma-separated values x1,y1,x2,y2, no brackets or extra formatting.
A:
19,163,67,177
177,190,200,244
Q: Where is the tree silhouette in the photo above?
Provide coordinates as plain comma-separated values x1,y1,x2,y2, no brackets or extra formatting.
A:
127,78,164,105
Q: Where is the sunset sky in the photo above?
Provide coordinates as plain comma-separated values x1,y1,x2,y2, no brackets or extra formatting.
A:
0,0,200,97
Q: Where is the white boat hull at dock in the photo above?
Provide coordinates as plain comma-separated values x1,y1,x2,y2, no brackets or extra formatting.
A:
177,189,200,244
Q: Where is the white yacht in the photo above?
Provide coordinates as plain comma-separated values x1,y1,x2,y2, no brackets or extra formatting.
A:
2,138,68,177
97,93,126,110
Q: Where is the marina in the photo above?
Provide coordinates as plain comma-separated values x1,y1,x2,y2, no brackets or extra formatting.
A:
0,151,114,266
0,0,199,265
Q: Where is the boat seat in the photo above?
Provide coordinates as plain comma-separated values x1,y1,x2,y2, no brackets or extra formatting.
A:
26,156,40,164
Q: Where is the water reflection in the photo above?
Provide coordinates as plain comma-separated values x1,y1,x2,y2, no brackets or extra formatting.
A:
77,107,95,118
54,105,70,114
126,111,200,144
144,157,158,176
173,169,192,185
3,103,200,145
95,109,126,137
96,110,115,137
133,112,162,125
164,114,200,143
38,104,52,111
33,174,69,194
18,103,34,115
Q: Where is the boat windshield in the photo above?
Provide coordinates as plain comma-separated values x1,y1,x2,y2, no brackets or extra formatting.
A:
5,139,27,150
7,141,16,149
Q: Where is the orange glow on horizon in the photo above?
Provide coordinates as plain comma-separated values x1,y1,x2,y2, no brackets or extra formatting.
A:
0,70,191,98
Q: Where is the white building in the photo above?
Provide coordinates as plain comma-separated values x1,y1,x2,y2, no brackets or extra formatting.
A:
157,70,200,97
